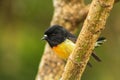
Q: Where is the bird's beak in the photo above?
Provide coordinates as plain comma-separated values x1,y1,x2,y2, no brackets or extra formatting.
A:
41,35,48,40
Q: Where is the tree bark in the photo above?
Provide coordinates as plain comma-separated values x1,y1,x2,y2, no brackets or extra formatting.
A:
36,0,88,80
35,0,118,80
61,0,115,80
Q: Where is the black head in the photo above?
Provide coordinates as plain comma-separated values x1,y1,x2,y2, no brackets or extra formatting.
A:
42,25,68,47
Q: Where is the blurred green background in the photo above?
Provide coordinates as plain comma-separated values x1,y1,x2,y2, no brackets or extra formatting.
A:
0,0,120,80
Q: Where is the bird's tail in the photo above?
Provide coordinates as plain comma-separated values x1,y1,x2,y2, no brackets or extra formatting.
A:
91,37,106,62
95,37,107,48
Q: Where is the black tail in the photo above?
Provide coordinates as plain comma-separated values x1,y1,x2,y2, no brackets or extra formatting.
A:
95,37,106,48
92,52,101,62
92,37,106,62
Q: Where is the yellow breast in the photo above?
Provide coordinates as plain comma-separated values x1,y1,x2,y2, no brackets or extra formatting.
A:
52,39,75,60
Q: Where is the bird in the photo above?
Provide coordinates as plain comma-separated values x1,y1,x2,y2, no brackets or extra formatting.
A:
42,25,106,65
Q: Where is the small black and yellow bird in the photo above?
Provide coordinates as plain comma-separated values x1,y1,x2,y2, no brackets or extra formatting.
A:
42,25,106,63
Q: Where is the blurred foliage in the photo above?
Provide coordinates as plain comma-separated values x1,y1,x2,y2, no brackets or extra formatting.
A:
0,0,120,80
0,0,53,80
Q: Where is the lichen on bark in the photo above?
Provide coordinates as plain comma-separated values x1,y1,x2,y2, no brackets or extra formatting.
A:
36,0,116,80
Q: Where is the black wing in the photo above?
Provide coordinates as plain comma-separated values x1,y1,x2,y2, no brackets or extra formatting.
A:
66,32,102,62
66,32,77,43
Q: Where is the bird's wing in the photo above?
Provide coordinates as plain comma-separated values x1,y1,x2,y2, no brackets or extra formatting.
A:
66,32,103,62
66,32,77,43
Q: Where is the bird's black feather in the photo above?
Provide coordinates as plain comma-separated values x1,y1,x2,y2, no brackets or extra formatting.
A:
43,25,106,63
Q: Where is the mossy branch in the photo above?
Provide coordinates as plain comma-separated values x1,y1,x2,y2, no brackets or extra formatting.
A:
61,0,114,80
36,0,88,80
35,0,119,80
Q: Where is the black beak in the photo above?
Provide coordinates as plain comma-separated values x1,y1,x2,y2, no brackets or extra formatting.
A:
41,35,47,40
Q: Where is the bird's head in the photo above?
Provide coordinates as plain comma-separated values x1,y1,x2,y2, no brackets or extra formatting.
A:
42,25,68,47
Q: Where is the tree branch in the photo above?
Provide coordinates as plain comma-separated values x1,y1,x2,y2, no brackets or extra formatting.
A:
35,0,119,79
36,0,89,80
51,0,89,33
61,0,115,80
